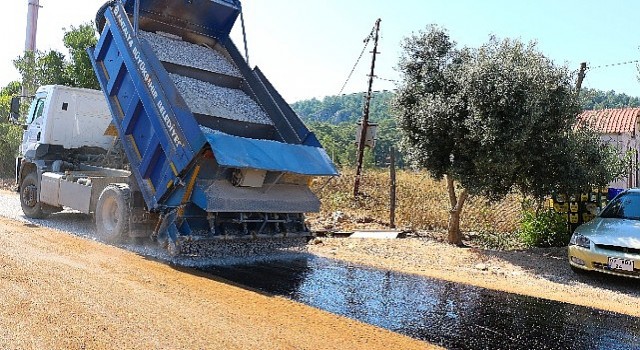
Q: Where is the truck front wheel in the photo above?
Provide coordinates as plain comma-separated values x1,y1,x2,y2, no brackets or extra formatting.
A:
95,184,131,243
20,172,47,219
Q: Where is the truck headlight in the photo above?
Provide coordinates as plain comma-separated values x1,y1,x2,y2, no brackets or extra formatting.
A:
569,233,591,249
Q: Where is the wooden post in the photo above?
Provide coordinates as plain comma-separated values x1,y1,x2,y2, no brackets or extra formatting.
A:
389,147,396,228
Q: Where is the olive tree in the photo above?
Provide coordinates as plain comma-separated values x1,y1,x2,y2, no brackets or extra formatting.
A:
394,26,627,245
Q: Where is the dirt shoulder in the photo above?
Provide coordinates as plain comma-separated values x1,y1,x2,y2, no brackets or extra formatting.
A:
0,216,435,350
307,236,640,317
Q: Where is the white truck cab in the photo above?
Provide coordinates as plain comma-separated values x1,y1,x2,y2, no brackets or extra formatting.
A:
20,85,114,158
15,85,132,224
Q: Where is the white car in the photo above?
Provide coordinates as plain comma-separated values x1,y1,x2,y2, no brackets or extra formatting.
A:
568,189,640,278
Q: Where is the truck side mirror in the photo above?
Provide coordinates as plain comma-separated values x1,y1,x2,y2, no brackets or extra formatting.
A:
8,97,20,124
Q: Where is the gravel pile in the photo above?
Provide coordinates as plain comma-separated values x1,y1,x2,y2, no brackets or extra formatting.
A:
170,73,273,125
140,31,242,78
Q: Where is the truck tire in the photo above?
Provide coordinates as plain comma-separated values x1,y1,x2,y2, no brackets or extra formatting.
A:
95,184,131,243
95,0,117,33
20,172,47,219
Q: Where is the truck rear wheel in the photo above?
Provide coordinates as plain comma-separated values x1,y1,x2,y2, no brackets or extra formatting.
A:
96,184,131,243
20,172,47,219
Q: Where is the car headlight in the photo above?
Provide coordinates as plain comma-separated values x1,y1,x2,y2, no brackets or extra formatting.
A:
569,233,591,248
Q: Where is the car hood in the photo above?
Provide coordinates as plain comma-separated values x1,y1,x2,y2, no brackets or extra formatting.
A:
576,218,640,249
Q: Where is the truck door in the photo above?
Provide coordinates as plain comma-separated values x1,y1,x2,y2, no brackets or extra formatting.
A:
20,94,47,156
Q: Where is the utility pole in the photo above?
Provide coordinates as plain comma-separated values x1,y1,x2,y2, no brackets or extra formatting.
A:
25,0,40,53
23,0,41,98
576,62,587,94
353,18,381,198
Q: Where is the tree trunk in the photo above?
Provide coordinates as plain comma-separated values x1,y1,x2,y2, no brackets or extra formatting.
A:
446,175,468,246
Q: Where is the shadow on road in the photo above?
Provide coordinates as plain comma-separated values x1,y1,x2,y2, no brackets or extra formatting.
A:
478,246,640,297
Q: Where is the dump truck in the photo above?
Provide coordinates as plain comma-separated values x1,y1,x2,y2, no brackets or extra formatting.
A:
13,0,337,255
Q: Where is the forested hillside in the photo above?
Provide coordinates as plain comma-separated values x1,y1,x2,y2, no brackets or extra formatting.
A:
292,89,640,169
579,88,640,110
291,91,401,168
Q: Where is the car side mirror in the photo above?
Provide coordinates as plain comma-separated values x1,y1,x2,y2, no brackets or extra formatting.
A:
8,97,20,124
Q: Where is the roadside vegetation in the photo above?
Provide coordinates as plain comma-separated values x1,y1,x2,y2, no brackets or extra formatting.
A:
310,168,521,237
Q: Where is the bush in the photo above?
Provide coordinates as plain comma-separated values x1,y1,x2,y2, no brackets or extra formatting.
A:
0,123,22,178
518,207,569,247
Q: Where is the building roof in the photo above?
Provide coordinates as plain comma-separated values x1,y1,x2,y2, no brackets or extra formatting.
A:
577,108,640,134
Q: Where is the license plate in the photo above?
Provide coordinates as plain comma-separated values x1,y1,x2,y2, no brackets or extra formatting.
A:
608,257,634,272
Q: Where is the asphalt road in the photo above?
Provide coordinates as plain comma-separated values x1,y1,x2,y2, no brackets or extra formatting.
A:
202,257,640,350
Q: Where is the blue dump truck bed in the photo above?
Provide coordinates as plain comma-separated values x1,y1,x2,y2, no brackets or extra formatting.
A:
88,0,337,247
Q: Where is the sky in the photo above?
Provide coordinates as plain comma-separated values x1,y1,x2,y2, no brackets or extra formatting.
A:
1,0,639,103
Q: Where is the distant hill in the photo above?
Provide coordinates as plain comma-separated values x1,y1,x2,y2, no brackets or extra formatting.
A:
291,91,399,168
291,88,640,169
291,91,394,124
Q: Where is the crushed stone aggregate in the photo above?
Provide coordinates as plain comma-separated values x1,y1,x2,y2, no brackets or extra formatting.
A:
140,31,242,78
170,73,272,125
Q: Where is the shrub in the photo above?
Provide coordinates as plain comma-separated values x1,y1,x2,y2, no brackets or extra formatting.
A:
0,123,22,178
518,207,569,247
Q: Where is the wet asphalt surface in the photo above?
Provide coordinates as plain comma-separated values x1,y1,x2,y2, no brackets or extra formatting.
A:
200,256,640,350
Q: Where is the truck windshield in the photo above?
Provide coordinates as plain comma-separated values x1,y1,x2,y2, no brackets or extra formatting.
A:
26,95,46,124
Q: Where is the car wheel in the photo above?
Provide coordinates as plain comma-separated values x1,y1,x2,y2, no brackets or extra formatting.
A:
95,184,130,243
20,172,48,219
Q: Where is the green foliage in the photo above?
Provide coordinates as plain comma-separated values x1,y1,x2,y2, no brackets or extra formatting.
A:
564,125,631,192
14,51,71,95
293,91,404,168
14,23,98,95
0,123,23,177
307,121,358,167
0,82,22,119
393,25,624,202
518,207,569,248
0,81,24,177
580,88,640,110
63,24,99,89
292,91,394,124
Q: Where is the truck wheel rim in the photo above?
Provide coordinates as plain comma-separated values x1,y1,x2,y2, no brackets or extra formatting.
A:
102,197,119,232
22,185,38,207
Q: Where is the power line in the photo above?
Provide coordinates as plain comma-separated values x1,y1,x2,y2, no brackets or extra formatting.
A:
587,59,640,71
374,75,397,83
337,24,377,96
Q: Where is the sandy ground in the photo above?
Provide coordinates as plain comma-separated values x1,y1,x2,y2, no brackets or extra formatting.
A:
307,236,640,317
0,216,435,349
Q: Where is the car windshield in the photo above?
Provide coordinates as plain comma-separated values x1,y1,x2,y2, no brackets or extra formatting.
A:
600,192,640,220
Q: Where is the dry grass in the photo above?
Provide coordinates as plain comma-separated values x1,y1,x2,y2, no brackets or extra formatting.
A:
310,168,522,234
